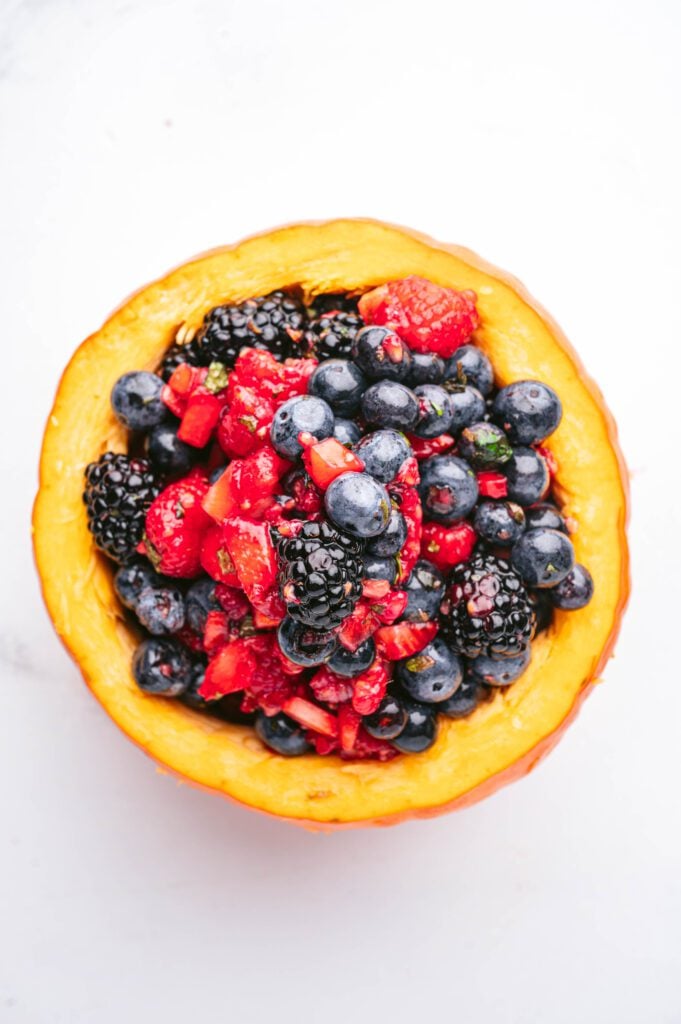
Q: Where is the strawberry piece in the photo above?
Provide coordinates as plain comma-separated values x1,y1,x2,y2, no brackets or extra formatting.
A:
144,476,211,577
286,469,323,514
253,607,284,630
370,589,408,624
477,471,508,498
280,357,318,402
161,383,186,418
217,384,275,458
310,666,354,705
214,584,251,619
359,276,480,357
389,483,422,582
235,445,290,515
243,635,297,713
178,392,222,448
222,517,278,610
420,521,476,572
202,462,240,522
168,363,201,396
336,599,381,651
306,731,340,756
407,434,455,459
394,455,420,486
227,349,286,402
302,437,364,491
338,704,362,754
374,621,438,660
351,659,390,715
282,696,339,738
200,525,241,585
199,638,257,700
203,610,233,655
362,578,392,600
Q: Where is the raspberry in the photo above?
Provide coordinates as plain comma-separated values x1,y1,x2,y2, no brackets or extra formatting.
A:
144,475,211,577
359,275,479,357
351,659,390,715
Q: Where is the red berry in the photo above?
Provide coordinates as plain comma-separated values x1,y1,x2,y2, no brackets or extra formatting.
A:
362,578,392,600
310,666,354,705
222,516,278,611
369,589,409,624
388,483,422,582
394,455,420,486
144,476,211,577
374,620,438,660
352,727,399,761
407,433,455,459
302,437,364,490
534,444,558,478
351,659,390,715
359,276,480,357
338,703,362,755
420,521,477,572
336,599,381,651
282,696,338,738
217,384,275,457
200,638,257,700
203,610,234,655
200,525,241,586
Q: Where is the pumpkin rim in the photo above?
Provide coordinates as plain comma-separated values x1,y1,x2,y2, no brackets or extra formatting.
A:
32,218,630,829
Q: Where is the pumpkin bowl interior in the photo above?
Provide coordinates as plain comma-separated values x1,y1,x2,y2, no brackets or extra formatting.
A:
33,219,630,828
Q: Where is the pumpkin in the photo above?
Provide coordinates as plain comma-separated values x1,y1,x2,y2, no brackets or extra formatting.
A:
33,219,630,828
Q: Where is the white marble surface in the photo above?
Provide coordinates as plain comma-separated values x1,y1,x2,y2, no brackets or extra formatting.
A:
2,1,680,1021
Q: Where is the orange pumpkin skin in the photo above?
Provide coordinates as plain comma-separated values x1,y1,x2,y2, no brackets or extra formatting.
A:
33,220,630,830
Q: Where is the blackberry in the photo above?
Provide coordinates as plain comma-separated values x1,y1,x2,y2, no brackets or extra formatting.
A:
83,453,160,564
308,293,360,317
159,340,201,381
445,552,536,659
193,291,307,367
305,312,364,361
276,519,364,630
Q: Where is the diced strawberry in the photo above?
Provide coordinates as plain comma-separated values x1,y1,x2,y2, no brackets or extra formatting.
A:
359,276,480,357
243,635,297,713
203,462,240,522
374,621,438,660
338,704,362,754
222,517,278,610
306,731,340,756
253,607,284,630
477,471,508,498
199,638,257,700
144,476,211,577
351,659,390,715
394,456,420,486
161,383,186,418
302,437,364,490
235,445,290,515
370,589,408,624
203,610,233,655
282,696,339,738
535,444,558,477
227,348,285,401
389,483,422,582
362,578,392,600
214,584,251,619
407,434,455,459
310,666,354,705
168,362,201,396
217,384,275,457
200,525,241,586
420,521,477,572
285,468,323,514
178,392,222,447
280,357,318,402
336,599,381,651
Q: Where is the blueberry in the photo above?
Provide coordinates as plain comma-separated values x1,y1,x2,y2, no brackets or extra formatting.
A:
363,554,398,584
396,637,464,703
308,359,367,416
418,455,479,523
271,395,335,458
391,701,438,753
361,381,419,431
444,345,494,396
412,385,455,438
407,352,445,385
525,502,567,533
255,711,312,756
550,564,594,610
402,559,446,622
474,501,526,546
136,586,186,635
469,646,531,686
351,325,413,381
132,638,193,696
445,384,487,432
114,560,160,609
185,577,220,633
458,422,512,468
147,422,197,477
493,380,562,445
325,471,391,538
328,637,376,677
366,509,407,557
511,527,575,588
439,675,490,718
353,430,411,484
277,617,338,666
363,693,408,740
111,371,167,432
503,447,549,505
333,418,362,447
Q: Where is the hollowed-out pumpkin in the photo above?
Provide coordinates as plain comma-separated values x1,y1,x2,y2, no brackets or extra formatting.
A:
33,219,629,828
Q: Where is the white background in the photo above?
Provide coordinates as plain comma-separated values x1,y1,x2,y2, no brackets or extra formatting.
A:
2,1,680,1021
